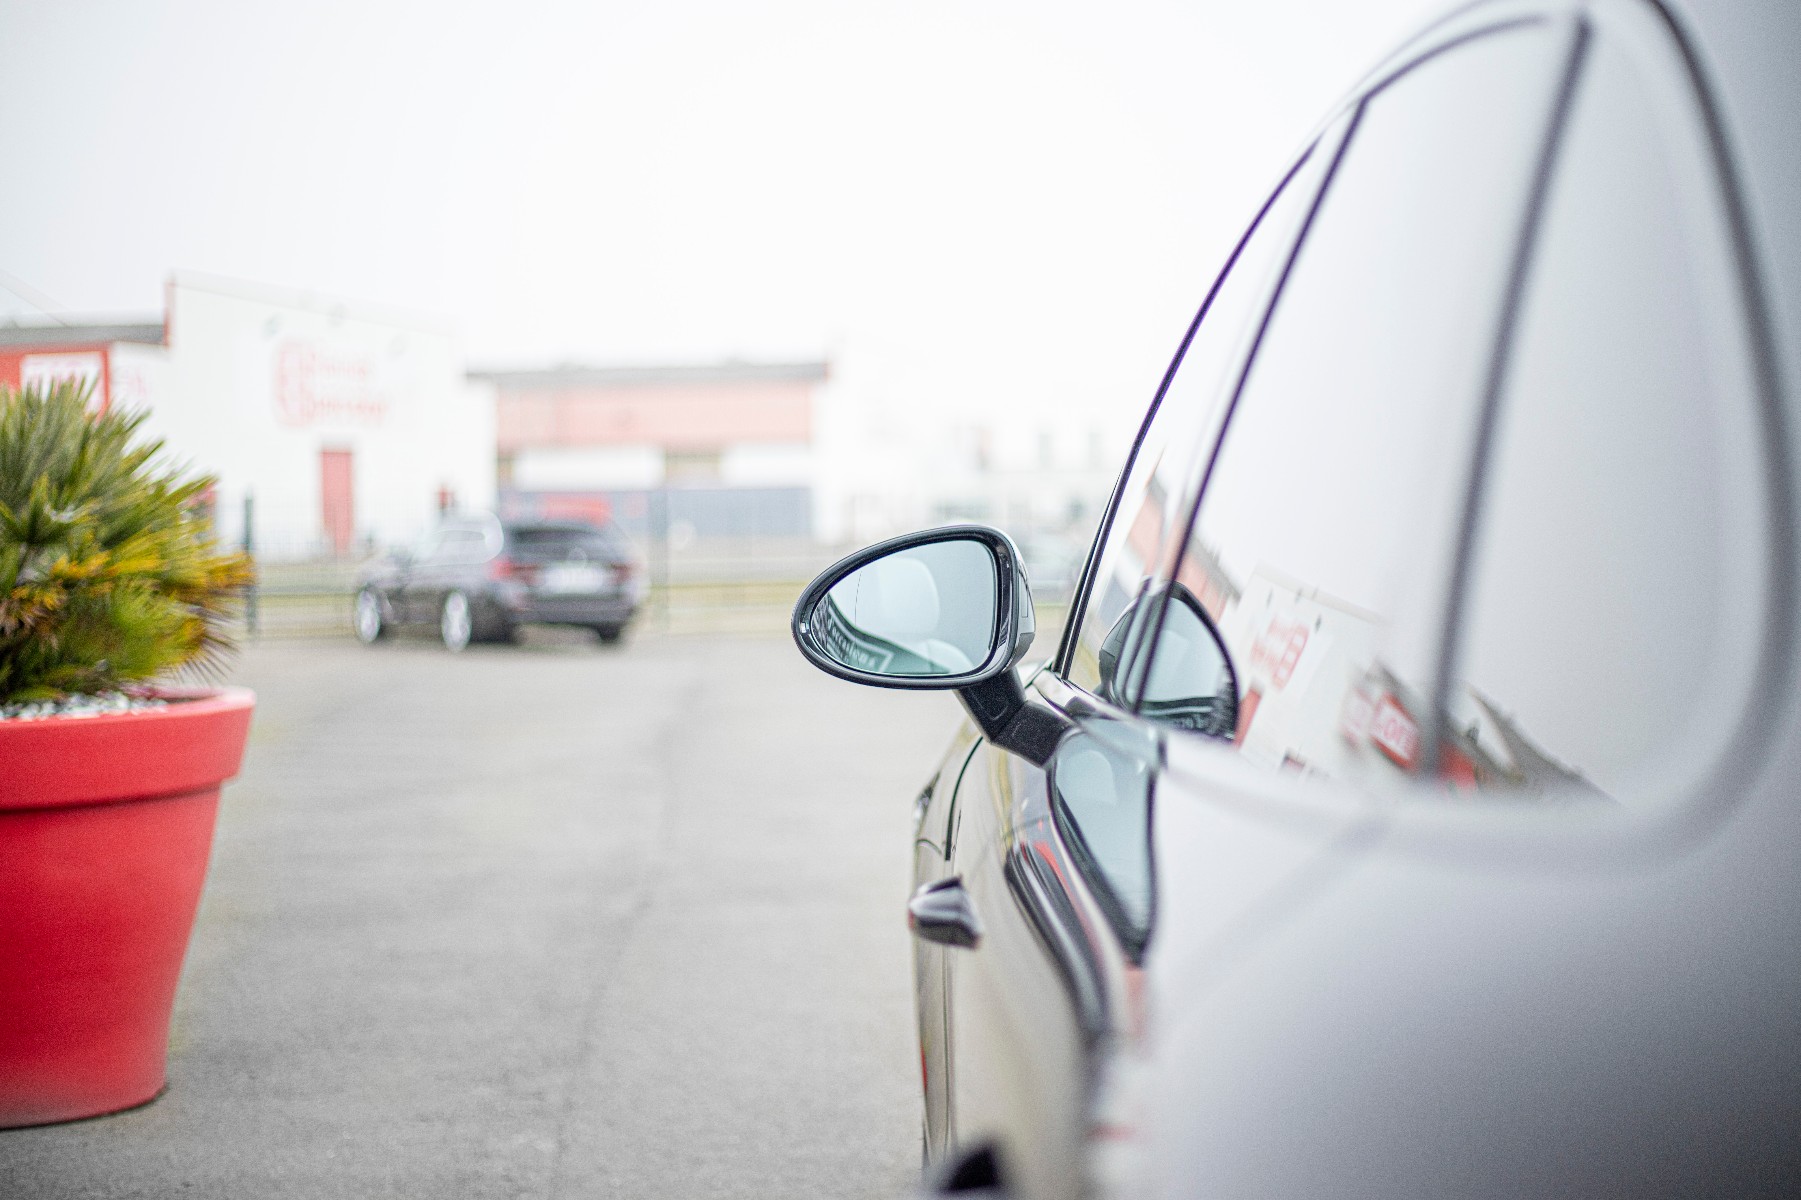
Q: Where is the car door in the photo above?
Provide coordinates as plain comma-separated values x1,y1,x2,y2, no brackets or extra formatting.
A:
933,17,1581,1199
915,722,983,1159
404,523,487,625
394,529,447,625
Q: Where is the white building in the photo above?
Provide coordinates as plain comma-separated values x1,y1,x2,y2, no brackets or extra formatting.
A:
0,272,495,561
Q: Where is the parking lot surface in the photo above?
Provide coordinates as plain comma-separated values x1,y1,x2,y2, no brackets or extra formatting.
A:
1,630,962,1199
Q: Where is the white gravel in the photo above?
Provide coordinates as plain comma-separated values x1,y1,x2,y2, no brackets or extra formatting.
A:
0,691,171,722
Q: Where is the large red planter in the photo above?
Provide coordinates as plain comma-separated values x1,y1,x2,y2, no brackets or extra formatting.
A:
0,687,254,1128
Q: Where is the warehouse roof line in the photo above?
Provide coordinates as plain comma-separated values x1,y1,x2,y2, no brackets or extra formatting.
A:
0,320,165,348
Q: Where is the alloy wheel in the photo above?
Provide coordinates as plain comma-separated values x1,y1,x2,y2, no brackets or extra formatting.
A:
353,590,385,644
440,591,473,652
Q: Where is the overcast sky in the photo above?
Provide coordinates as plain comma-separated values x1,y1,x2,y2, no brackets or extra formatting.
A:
0,0,1443,431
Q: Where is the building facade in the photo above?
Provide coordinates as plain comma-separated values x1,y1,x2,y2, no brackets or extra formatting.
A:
0,273,495,561
481,360,827,542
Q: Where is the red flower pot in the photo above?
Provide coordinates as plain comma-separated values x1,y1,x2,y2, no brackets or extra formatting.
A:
0,687,254,1128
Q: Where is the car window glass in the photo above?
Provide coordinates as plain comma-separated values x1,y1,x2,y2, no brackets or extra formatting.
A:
1063,141,1332,703
510,526,627,560
432,528,489,565
411,530,448,563
1142,27,1568,788
1442,31,1766,803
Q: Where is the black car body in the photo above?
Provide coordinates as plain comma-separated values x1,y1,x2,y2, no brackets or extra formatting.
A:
354,515,644,650
795,1,1801,1196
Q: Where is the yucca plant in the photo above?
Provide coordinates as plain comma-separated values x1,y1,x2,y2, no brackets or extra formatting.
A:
0,379,253,704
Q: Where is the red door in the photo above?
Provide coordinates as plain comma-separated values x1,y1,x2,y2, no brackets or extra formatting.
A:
320,448,354,558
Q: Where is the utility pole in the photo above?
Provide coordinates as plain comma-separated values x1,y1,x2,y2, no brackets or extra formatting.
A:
242,492,258,639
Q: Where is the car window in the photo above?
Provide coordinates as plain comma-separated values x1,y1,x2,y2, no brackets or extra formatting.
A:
509,525,628,560
429,527,490,565
1137,25,1570,789
1061,139,1333,704
411,529,449,563
1440,29,1767,803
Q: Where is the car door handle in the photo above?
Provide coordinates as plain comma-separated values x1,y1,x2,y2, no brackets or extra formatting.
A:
908,877,983,950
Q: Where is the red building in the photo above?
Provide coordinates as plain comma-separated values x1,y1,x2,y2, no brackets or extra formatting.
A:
478,360,828,539
0,321,166,413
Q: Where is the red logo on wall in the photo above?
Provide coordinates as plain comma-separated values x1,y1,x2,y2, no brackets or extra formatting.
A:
275,340,386,428
1249,619,1310,690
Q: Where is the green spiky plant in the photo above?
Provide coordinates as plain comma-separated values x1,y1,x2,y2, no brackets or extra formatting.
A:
0,379,254,704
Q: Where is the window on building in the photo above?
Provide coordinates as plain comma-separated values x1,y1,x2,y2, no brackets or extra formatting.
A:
665,449,722,483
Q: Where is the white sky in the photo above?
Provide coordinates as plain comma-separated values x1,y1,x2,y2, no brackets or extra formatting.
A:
0,0,1444,434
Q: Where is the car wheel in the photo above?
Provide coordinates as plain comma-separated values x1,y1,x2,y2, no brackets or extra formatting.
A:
592,624,624,645
440,591,474,652
353,588,388,644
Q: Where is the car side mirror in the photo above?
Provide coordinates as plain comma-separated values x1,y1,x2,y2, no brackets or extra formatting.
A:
792,525,1033,689
1093,580,1238,740
1135,582,1239,739
793,525,1066,764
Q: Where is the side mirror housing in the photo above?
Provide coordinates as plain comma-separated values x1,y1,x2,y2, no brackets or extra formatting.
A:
792,525,1064,762
792,525,1032,689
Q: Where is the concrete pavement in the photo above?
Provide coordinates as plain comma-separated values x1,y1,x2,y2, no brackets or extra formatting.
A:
0,629,965,1198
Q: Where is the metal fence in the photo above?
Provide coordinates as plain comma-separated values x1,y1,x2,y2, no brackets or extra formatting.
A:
240,537,849,640
236,534,1074,643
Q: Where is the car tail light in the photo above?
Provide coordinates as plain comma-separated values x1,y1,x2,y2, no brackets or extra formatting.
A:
488,556,540,584
610,561,637,584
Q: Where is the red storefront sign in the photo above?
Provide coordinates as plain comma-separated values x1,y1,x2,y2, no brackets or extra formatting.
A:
1250,619,1310,689
1369,694,1420,769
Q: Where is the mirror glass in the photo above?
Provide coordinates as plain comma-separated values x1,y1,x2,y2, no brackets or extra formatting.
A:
808,538,1000,677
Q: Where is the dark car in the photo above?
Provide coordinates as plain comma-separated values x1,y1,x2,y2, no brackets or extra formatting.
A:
354,515,644,650
793,1,1801,1196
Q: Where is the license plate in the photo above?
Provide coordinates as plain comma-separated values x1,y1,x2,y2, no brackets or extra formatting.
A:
540,565,607,594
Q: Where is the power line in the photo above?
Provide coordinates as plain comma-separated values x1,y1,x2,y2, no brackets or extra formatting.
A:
0,269,69,324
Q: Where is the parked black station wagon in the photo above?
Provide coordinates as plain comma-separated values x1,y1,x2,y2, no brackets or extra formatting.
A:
355,515,644,650
795,1,1801,1195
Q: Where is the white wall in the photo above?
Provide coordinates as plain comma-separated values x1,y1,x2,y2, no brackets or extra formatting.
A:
109,340,168,417
511,445,663,490
812,336,1137,547
719,443,811,486
135,273,494,559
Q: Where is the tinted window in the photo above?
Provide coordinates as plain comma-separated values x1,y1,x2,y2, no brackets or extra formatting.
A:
1141,27,1568,787
1442,32,1766,802
1063,141,1333,702
412,529,450,561
509,525,629,560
